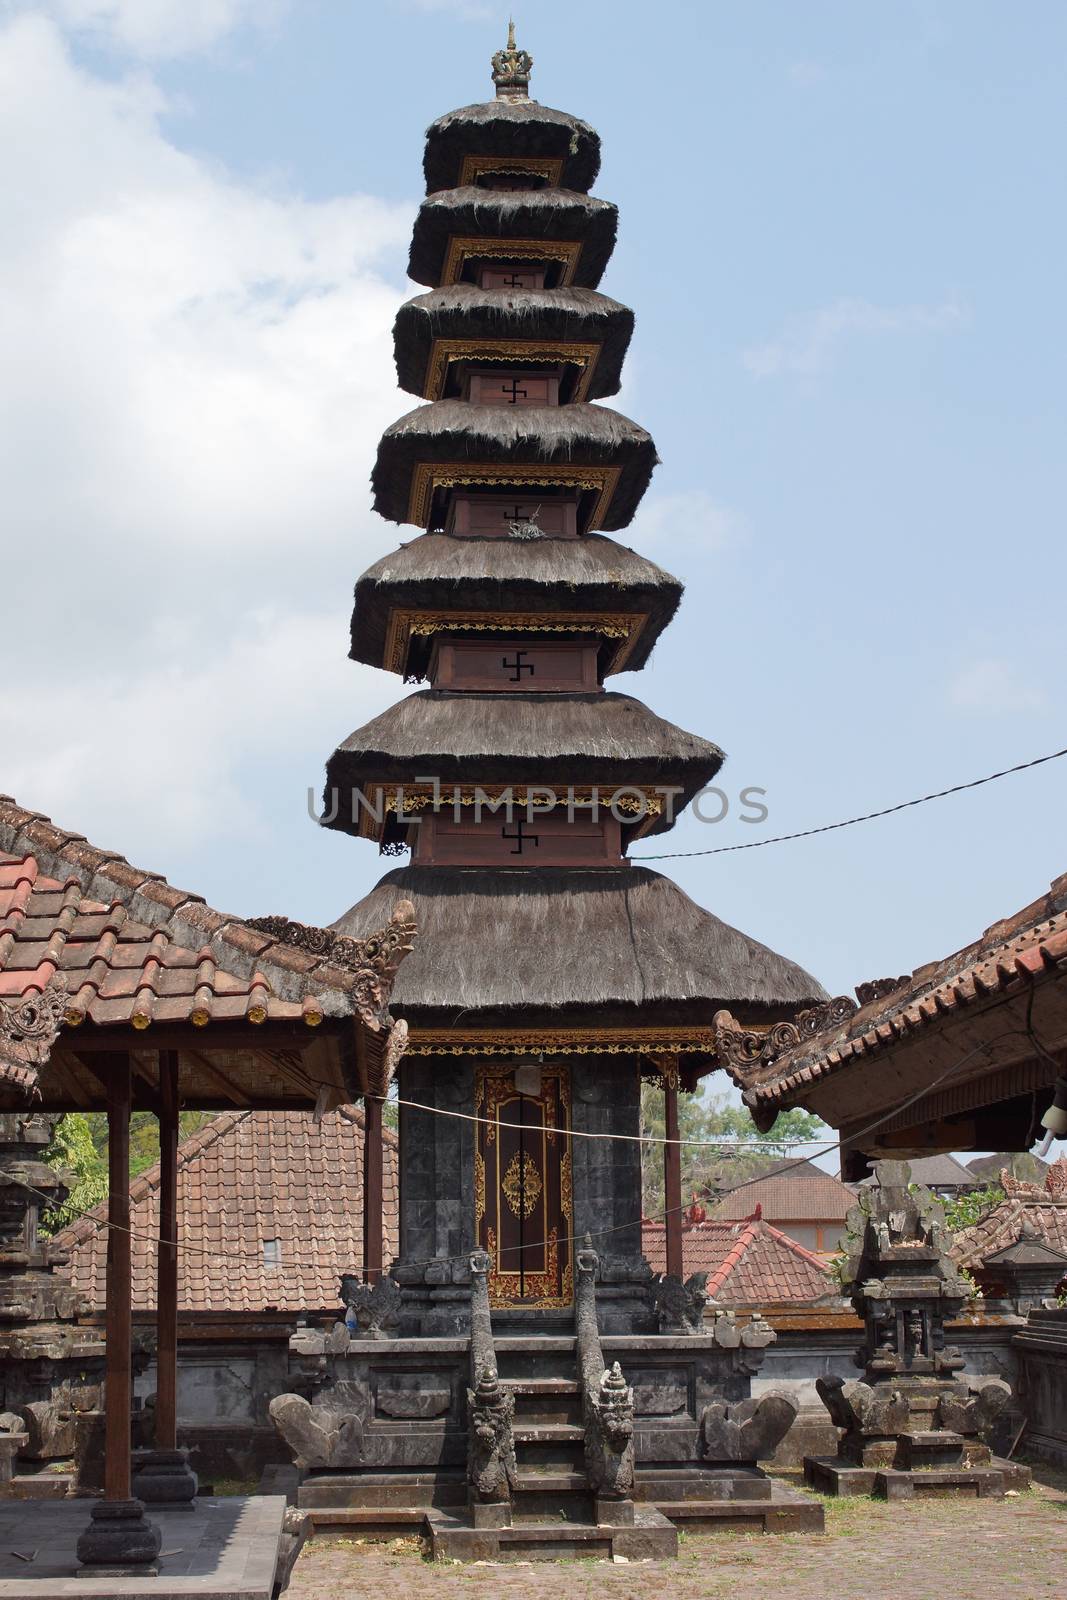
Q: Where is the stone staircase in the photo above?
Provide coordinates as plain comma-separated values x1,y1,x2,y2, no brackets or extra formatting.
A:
495,1339,591,1522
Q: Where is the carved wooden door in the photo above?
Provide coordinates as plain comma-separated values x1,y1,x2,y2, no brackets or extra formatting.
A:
475,1063,572,1307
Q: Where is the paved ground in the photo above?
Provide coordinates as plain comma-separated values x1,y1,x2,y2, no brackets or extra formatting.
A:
287,1465,1067,1600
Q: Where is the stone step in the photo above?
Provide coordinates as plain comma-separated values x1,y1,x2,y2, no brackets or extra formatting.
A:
513,1469,588,1494
502,1377,580,1396
426,1505,678,1563
514,1423,583,1445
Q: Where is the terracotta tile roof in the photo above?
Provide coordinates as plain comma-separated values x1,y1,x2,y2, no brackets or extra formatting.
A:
712,1170,855,1224
642,1209,832,1304
54,1108,399,1314
722,869,1067,1110
951,1156,1067,1272
0,796,415,1097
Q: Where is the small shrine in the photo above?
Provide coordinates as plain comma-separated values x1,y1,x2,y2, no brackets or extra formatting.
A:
805,1160,1031,1500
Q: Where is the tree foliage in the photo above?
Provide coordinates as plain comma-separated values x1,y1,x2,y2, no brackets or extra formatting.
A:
39,1109,221,1234
639,1083,827,1215
940,1183,1005,1235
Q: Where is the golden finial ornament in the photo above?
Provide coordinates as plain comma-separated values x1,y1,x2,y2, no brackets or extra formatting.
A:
492,18,533,99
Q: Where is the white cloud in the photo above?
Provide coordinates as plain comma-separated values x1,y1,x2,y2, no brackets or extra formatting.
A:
627,491,741,554
743,297,964,379
947,659,1047,715
39,0,283,57
0,14,415,850
0,609,400,858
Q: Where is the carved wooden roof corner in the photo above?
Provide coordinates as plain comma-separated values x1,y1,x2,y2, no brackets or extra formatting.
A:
712,996,859,1093
247,898,417,1032
0,975,69,1099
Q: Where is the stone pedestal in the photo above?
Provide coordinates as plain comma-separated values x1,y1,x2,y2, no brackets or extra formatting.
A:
470,1497,510,1527
132,1445,199,1508
75,1497,162,1574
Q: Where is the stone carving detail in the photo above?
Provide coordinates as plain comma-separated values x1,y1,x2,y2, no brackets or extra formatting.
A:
0,977,68,1096
937,1378,1011,1440
854,976,911,1007
650,1271,708,1334
576,1239,635,1500
339,1273,402,1339
586,1361,635,1499
711,996,858,1084
491,21,533,98
246,901,416,1026
268,1393,365,1470
815,1376,909,1439
698,1391,798,1463
466,1367,516,1503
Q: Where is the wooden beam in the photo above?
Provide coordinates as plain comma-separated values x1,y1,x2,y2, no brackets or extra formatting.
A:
664,1078,684,1282
363,1092,385,1285
104,1052,133,1502
155,1051,179,1452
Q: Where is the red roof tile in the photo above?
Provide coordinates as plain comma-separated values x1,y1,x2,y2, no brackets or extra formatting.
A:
0,795,416,1093
54,1108,399,1314
641,1210,832,1304
712,1170,855,1224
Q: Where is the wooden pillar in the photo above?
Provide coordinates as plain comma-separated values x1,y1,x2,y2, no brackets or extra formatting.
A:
105,1051,133,1502
363,1092,384,1285
663,1076,684,1282
155,1050,179,1451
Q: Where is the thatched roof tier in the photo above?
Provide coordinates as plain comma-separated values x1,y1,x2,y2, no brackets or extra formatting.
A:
423,100,601,195
408,188,617,288
349,533,682,677
372,400,657,530
323,690,724,836
333,866,826,1027
394,285,634,400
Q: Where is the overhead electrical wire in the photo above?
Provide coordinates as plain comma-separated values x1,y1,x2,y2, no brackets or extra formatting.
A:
632,743,1067,861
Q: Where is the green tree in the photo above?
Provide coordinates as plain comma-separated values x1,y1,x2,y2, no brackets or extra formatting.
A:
639,1082,827,1216
40,1113,107,1235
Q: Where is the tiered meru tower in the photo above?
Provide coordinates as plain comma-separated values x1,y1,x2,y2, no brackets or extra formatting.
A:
328,32,824,1334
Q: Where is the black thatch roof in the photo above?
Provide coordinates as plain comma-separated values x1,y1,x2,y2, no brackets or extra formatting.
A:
408,188,617,289
324,690,724,835
332,866,827,1021
349,532,682,676
424,100,601,195
372,400,657,530
393,285,634,399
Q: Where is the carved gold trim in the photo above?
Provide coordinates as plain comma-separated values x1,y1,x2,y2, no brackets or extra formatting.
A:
380,786,661,817
409,1026,719,1058
382,608,647,677
407,462,620,532
458,155,564,188
422,339,601,402
441,236,582,287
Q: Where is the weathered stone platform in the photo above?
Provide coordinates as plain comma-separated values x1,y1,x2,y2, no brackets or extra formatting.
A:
804,1454,1031,1500
424,1503,677,1562
0,1495,289,1598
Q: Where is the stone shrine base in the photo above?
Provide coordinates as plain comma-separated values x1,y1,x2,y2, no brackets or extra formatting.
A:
0,1495,290,1598
804,1454,1031,1501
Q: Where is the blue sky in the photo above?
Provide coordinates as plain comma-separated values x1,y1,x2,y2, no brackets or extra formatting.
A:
3,0,1065,1018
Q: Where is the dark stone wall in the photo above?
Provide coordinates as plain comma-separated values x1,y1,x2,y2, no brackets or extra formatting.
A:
392,1053,651,1333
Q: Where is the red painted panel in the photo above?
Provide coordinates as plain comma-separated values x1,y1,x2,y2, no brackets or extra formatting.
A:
467,370,560,406
445,494,578,538
431,640,601,692
478,267,546,290
413,812,624,867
